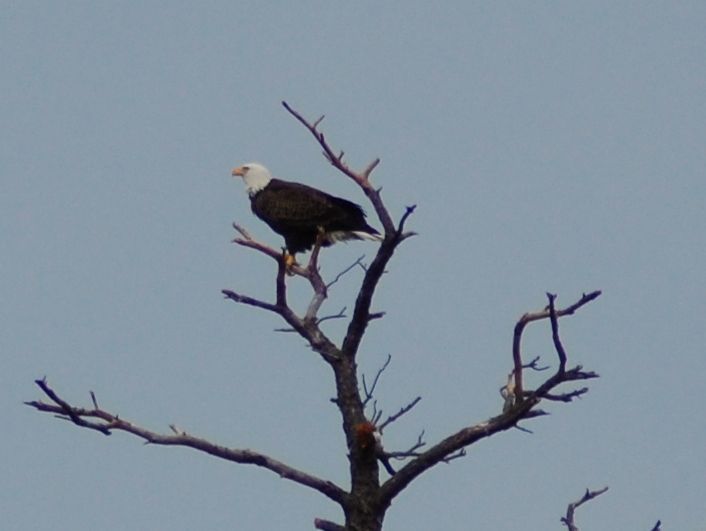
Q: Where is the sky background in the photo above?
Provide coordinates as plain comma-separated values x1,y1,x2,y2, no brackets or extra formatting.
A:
3,2,705,530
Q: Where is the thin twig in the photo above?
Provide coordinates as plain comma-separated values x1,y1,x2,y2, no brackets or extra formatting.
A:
395,204,418,241
222,289,280,314
314,518,345,531
362,354,392,407
378,396,422,432
441,448,466,463
368,311,386,321
561,486,609,531
386,430,426,461
31,378,112,435
327,255,366,289
371,401,382,426
362,158,380,179
316,307,347,325
544,388,589,402
524,356,550,371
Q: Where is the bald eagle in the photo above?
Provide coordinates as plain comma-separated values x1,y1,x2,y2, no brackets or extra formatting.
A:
232,163,382,257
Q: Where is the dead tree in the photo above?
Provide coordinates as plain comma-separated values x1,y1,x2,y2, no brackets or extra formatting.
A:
28,102,602,531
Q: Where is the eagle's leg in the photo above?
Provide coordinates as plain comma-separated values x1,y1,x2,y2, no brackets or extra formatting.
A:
282,249,298,275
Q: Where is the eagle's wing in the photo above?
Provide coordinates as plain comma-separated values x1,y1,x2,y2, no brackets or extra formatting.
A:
252,179,364,229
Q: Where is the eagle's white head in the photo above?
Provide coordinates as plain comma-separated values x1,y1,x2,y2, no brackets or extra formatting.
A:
231,162,272,196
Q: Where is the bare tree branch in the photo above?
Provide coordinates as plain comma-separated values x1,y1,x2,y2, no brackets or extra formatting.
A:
547,292,568,371
385,430,426,461
30,378,112,435
362,354,392,407
512,290,601,399
561,486,609,531
326,255,366,289
26,379,347,505
282,100,397,237
316,306,348,326
314,518,345,531
380,397,540,505
524,355,551,371
532,366,599,401
379,291,601,507
395,204,418,241
377,396,422,432
224,229,342,364
221,288,277,311
231,222,309,277
543,388,590,402
89,390,99,409
441,448,467,463
342,246,397,359
303,235,329,323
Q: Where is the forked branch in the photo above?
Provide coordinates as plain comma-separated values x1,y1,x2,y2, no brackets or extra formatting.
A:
231,223,309,278
224,226,341,362
561,487,659,531
512,290,601,398
362,353,392,407
561,486,609,531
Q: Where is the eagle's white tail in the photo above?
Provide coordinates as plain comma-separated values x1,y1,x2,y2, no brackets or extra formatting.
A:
352,230,383,242
327,230,383,244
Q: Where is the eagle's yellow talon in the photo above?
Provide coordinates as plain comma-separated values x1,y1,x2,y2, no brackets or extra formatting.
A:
282,252,298,274
285,253,296,268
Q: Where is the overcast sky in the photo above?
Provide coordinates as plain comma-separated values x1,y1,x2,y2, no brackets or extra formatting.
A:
3,2,705,530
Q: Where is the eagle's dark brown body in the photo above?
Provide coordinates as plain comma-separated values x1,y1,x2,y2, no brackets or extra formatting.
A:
251,178,380,254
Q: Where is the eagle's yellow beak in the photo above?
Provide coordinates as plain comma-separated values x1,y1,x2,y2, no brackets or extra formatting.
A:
231,166,246,177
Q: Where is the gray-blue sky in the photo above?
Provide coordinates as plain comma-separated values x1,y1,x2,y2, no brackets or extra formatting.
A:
3,2,705,529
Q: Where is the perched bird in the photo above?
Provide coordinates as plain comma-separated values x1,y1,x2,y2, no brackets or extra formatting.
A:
232,163,381,264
